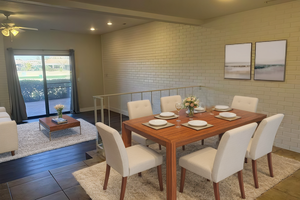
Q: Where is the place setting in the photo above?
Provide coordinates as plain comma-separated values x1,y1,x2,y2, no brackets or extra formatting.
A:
182,120,213,131
215,111,241,121
155,111,178,120
142,119,175,130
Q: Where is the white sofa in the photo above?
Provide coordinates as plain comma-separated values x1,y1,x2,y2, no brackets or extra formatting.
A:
0,107,18,156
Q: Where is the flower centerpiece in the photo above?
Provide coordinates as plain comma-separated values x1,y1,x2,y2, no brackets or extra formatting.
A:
183,96,199,117
54,104,64,118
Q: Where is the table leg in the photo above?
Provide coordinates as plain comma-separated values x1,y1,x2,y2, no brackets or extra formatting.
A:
122,123,132,147
49,132,52,141
39,122,41,131
166,142,177,200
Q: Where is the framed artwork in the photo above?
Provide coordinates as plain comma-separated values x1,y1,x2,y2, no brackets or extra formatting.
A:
254,40,287,81
224,43,252,80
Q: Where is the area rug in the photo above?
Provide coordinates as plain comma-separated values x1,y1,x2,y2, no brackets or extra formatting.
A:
73,136,300,200
0,119,96,163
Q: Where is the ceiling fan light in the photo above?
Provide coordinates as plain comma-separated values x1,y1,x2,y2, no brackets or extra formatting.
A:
1,28,10,37
11,29,19,36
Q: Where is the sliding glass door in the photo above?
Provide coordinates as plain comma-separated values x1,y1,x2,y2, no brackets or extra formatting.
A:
15,55,71,117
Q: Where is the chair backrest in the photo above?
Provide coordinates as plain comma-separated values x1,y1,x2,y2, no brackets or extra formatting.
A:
231,96,259,113
249,114,284,160
212,123,257,183
96,122,129,177
127,100,153,120
160,95,182,112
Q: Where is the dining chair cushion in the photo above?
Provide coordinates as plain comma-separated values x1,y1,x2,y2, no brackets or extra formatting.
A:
126,145,163,176
231,96,259,113
246,114,284,160
96,122,130,177
179,147,217,180
127,100,153,120
0,112,10,118
132,132,156,146
0,118,11,123
160,95,182,112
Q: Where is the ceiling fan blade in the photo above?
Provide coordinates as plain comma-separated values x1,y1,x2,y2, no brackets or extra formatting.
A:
16,27,38,31
13,28,25,32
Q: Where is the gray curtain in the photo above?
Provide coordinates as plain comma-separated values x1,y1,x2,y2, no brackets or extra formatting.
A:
6,48,27,123
69,49,80,113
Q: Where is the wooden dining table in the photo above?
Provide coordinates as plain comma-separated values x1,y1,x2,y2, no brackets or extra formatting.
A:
122,109,267,200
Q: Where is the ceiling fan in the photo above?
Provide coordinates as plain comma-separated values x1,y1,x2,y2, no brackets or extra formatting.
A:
1,13,38,37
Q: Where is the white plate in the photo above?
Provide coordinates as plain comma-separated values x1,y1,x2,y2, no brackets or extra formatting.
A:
215,105,229,110
188,120,208,127
186,110,205,114
195,107,205,111
160,112,175,117
149,119,167,126
219,112,236,118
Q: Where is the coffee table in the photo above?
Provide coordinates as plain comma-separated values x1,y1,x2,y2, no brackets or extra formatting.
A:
39,115,81,141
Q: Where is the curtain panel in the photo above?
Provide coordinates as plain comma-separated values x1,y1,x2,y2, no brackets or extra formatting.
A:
69,49,80,114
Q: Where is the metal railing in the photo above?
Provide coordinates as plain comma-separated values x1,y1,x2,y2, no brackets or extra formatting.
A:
93,85,203,149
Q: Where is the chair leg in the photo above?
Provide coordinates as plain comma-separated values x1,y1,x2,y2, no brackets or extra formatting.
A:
238,170,246,199
244,158,248,163
11,151,15,156
120,177,127,200
138,172,142,177
159,144,162,150
267,153,274,177
213,182,220,200
103,164,111,190
202,140,204,145
252,160,259,188
182,145,185,151
157,165,163,191
179,167,186,193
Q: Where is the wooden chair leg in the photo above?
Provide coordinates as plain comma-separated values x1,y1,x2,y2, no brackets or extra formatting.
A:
202,140,204,145
182,145,185,151
267,153,274,177
159,144,162,150
11,151,15,156
213,182,220,200
252,160,259,188
138,172,142,177
179,167,186,193
120,177,127,200
103,164,111,190
244,158,248,163
238,170,246,199
157,165,163,191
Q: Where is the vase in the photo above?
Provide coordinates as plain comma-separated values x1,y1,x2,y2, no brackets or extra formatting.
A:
57,110,63,118
188,107,194,117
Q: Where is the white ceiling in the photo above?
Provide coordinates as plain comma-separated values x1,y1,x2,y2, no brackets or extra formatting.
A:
0,0,295,35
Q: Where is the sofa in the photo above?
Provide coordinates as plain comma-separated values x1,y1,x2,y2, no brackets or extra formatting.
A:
0,107,18,156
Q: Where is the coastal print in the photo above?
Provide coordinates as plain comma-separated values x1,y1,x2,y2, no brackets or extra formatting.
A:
225,43,252,80
254,40,286,81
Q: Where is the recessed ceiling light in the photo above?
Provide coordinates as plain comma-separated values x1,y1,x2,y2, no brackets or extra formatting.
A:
107,22,112,26
90,27,95,31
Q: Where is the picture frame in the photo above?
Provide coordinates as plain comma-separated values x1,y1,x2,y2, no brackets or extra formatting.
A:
254,40,287,82
224,43,252,80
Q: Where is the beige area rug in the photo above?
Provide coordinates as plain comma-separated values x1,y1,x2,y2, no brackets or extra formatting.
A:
0,119,96,163
73,137,300,200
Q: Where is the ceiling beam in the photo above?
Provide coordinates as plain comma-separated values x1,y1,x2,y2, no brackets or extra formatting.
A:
6,0,204,26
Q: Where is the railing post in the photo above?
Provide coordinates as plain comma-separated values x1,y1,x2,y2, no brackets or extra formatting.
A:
100,97,104,123
108,97,110,126
94,97,97,124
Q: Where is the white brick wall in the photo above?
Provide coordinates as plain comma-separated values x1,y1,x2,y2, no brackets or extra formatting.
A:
0,35,10,111
101,1,300,152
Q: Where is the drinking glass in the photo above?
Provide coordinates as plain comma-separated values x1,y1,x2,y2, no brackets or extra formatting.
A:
175,102,181,128
207,102,214,115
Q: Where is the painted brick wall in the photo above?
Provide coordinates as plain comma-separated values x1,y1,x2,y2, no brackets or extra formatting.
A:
101,1,300,152
0,35,10,112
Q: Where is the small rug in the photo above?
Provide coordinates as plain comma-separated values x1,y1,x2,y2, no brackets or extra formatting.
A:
0,119,96,163
73,137,300,200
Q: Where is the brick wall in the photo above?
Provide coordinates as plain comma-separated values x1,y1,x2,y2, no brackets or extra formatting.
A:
101,1,300,152
0,35,10,111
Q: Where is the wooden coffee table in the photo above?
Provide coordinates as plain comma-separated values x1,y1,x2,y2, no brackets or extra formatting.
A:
39,115,81,141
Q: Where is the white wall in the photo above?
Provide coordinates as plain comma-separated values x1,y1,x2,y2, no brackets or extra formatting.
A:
101,1,300,152
0,35,10,110
3,30,103,111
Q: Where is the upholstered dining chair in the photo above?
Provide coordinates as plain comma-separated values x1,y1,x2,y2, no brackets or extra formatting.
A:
160,95,189,150
127,99,162,150
245,114,284,189
96,122,163,200
179,123,258,200
231,95,259,113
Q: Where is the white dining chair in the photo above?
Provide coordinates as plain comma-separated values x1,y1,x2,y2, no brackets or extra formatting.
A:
179,123,258,200
245,114,284,189
160,95,189,150
127,100,162,151
96,122,163,200
231,96,259,113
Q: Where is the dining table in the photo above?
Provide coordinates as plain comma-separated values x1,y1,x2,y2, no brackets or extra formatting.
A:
122,108,267,200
